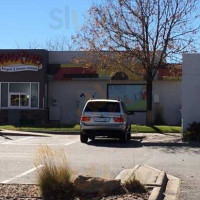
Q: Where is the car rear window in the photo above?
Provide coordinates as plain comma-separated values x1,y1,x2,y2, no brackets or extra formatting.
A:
84,102,120,112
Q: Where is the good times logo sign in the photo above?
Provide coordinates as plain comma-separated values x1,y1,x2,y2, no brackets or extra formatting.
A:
0,51,43,72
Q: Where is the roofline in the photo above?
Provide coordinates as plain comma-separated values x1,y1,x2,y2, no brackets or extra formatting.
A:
87,99,120,102
0,49,48,51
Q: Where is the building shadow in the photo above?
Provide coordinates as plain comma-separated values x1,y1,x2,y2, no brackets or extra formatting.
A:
141,141,200,154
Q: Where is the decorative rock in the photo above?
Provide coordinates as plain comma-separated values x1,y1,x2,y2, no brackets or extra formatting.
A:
74,175,121,197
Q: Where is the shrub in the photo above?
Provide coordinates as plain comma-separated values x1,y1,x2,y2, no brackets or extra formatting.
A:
34,146,74,200
124,176,146,194
184,122,200,142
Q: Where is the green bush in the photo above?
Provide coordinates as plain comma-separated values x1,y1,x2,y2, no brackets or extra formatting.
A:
124,176,146,193
183,122,200,142
34,146,74,200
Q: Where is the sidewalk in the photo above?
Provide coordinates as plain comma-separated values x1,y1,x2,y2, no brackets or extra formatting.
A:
0,129,182,141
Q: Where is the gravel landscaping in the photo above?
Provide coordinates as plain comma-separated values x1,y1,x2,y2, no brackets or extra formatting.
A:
0,184,151,200
100,192,150,200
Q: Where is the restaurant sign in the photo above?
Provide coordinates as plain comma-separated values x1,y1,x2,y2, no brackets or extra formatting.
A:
0,51,43,72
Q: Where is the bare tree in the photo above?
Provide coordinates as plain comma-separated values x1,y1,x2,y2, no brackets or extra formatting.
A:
15,40,40,49
27,41,41,49
22,36,76,51
73,0,200,124
45,36,75,51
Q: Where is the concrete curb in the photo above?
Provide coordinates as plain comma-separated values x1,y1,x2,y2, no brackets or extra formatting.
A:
115,165,180,200
115,165,141,184
149,187,164,200
164,174,181,200
25,130,80,135
0,129,80,137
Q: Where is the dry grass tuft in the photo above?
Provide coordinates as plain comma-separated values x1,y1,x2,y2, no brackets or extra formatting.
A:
124,176,146,194
34,145,74,200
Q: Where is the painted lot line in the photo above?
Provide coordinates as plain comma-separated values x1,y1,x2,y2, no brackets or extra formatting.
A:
1,140,79,146
0,139,79,183
1,165,43,184
2,137,34,145
65,140,79,146
0,135,79,146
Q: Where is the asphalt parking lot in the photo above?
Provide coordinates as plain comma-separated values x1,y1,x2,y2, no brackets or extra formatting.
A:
0,131,200,200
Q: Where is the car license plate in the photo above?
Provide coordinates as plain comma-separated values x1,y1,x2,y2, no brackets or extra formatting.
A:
94,117,109,122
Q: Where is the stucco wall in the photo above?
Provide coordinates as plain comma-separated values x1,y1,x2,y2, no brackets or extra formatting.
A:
153,80,181,125
48,80,147,125
48,80,181,125
48,80,107,124
182,54,200,131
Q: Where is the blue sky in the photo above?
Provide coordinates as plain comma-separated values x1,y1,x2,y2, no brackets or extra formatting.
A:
0,0,95,49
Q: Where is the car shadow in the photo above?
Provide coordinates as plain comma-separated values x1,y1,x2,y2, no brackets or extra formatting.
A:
87,137,142,148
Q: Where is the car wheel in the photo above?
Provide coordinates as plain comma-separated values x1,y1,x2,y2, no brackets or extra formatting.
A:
120,131,128,143
80,134,88,143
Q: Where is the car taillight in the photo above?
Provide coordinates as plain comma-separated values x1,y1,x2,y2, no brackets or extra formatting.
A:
113,116,124,123
81,116,91,122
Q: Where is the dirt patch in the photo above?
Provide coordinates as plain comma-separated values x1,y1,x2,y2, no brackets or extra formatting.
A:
0,184,151,200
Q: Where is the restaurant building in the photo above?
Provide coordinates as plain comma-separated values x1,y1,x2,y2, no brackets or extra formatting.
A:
0,50,182,126
0,50,48,125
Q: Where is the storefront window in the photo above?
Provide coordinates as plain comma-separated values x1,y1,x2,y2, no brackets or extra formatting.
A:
0,82,39,109
9,83,30,93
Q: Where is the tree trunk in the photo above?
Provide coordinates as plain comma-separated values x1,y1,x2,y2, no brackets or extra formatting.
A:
146,77,153,125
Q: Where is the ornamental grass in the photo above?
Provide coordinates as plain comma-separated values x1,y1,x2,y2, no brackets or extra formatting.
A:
34,145,74,200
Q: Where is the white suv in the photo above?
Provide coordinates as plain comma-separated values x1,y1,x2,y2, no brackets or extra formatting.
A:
80,99,131,143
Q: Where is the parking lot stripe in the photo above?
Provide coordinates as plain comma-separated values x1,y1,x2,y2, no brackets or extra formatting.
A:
1,165,43,184
65,140,79,146
2,143,66,146
1,139,79,146
2,137,34,145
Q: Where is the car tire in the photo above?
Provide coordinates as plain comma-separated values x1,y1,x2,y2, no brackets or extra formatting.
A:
80,134,88,143
120,131,128,143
